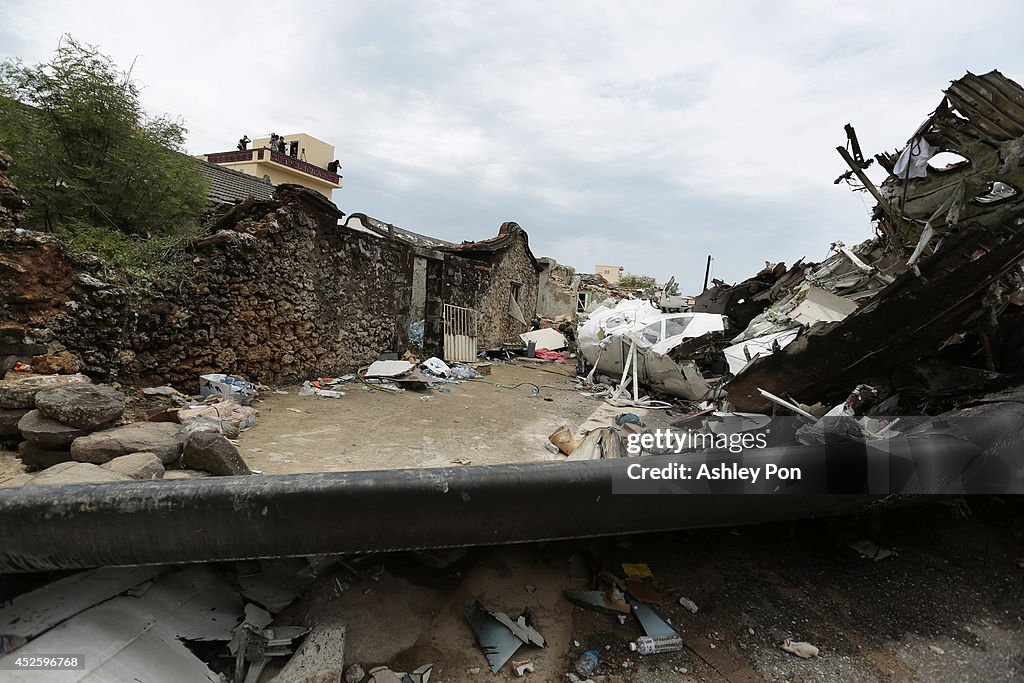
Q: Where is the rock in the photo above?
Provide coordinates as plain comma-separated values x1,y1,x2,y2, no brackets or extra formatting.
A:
30,351,82,375
0,373,91,410
17,441,73,471
0,407,30,436
18,410,91,450
26,461,132,485
71,422,185,465
182,432,252,475
162,469,210,479
35,383,125,429
100,452,165,480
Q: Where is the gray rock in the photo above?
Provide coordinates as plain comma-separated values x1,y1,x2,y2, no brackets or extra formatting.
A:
162,469,210,479
0,373,92,409
182,431,252,476
71,422,185,465
35,383,125,429
17,441,72,471
0,407,30,436
18,410,91,450
101,452,165,480
27,461,132,485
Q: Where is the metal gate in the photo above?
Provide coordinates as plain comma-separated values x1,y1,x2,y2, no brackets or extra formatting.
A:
443,303,478,362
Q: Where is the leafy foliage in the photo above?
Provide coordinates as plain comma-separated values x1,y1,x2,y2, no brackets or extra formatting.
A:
0,35,207,239
618,273,658,289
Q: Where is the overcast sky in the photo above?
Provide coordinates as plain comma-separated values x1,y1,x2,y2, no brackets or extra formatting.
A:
3,1,1023,290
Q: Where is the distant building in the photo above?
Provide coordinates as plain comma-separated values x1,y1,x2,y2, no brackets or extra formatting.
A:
199,133,341,198
595,264,623,284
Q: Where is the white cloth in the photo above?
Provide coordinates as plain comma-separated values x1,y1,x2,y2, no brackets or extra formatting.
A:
892,137,935,179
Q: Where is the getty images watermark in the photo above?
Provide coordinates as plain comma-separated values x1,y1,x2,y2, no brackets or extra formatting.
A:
622,429,801,486
609,416,1024,494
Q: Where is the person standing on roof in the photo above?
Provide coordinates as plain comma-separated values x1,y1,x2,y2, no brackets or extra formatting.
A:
237,135,250,151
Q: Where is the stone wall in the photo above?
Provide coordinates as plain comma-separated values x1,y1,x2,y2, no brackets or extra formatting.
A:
1,152,543,386
2,182,417,386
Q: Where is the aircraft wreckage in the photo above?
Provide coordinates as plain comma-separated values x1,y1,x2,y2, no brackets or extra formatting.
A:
2,71,1023,573
579,70,1024,420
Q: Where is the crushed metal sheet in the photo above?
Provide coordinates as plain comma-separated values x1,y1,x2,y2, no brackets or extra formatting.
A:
850,540,896,561
520,327,567,351
464,601,527,674
564,588,631,615
365,360,415,378
0,566,242,681
493,611,546,648
236,558,315,614
627,596,679,639
0,566,165,639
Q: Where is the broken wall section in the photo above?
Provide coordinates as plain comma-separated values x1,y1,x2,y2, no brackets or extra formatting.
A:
1,180,417,385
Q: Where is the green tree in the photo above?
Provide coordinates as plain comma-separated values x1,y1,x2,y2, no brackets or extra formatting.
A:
0,35,207,238
618,273,657,289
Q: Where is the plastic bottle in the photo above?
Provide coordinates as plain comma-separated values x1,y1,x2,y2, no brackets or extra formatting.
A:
574,650,599,677
629,634,683,654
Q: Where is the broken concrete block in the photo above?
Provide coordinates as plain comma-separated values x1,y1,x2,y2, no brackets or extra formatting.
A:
17,440,72,471
35,383,125,429
274,617,346,683
18,410,91,450
0,373,91,410
26,461,132,485
100,452,165,480
0,407,30,436
30,351,82,375
71,422,186,465
182,432,252,476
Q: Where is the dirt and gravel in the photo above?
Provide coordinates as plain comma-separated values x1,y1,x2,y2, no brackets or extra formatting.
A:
236,362,601,473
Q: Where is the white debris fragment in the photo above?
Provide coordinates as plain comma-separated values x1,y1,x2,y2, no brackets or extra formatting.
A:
929,645,945,655
678,596,699,613
781,639,820,659
512,659,534,676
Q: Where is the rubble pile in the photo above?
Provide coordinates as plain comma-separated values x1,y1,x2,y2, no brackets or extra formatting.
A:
727,70,1024,413
575,70,1024,418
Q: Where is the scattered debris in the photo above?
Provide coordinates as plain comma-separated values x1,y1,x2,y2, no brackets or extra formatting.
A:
465,601,546,673
511,659,535,676
548,425,578,455
630,634,683,654
850,540,896,561
677,596,699,614
200,373,257,405
520,327,567,351
573,649,600,678
178,396,258,437
781,639,820,659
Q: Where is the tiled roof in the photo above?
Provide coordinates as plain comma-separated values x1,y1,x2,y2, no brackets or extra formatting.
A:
195,159,276,204
345,213,456,249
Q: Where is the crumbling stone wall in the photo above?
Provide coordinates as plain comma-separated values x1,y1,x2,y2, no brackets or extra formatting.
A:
1,177,415,386
1,152,543,384
126,199,414,385
443,236,539,348
481,237,539,346
537,258,579,319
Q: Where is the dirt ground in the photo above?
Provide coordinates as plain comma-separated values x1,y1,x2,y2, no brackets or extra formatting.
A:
270,498,1023,683
237,362,601,474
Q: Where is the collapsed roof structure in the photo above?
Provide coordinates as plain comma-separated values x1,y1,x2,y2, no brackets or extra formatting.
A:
582,70,1024,415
